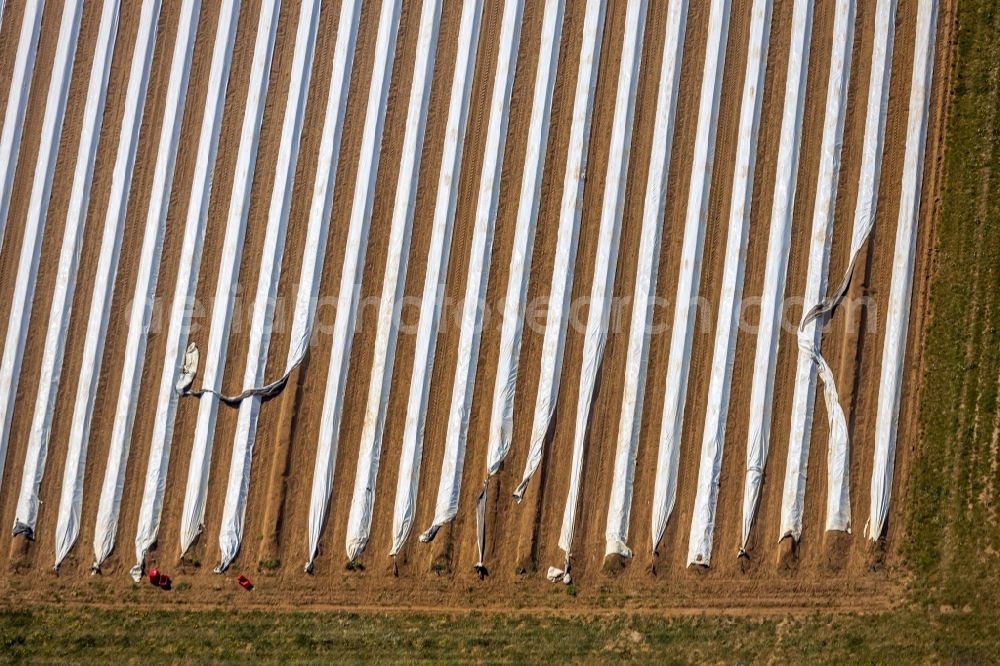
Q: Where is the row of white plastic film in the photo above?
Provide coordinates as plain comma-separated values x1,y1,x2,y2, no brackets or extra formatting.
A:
549,0,645,584
736,0,812,558
484,0,564,516
352,0,444,562
10,0,86,538
870,0,938,542
672,0,733,569
48,0,134,567
331,0,405,564
347,0,439,564
813,0,896,355
811,0,897,540
780,0,855,545
650,0,733,561
424,0,523,568
95,0,204,572
697,0,773,560
217,0,323,573
605,0,689,560
0,0,44,252
295,0,364,573
132,0,241,580
389,0,480,555
515,0,607,504
481,0,566,543
346,0,441,555
179,0,281,558
12,0,120,550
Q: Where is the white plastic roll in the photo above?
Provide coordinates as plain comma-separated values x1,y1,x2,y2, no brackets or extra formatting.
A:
418,0,522,559
10,0,86,537
132,0,242,580
179,0,282,557
93,0,202,570
780,0,855,544
806,0,896,327
604,0,689,559
869,0,937,542
376,0,481,558
216,0,323,573
514,0,608,503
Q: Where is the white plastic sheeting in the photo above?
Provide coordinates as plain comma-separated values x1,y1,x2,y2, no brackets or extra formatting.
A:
293,0,363,574
604,0,688,559
647,0,732,558
692,0,772,561
316,0,402,564
216,0,322,573
808,0,896,329
550,0,644,583
484,0,563,515
780,0,854,544
735,0,812,559
179,0,281,557
419,0,523,564
132,0,241,580
10,0,85,538
869,0,937,541
93,0,201,571
661,0,732,568
46,0,129,567
0,0,44,251
806,0,896,536
388,0,482,556
514,0,607,503
346,0,442,561
354,0,443,562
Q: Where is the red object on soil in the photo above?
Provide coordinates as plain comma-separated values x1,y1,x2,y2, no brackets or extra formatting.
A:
237,575,253,591
148,568,161,586
158,575,172,590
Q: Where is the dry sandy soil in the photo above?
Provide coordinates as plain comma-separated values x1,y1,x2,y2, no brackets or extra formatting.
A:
0,0,953,611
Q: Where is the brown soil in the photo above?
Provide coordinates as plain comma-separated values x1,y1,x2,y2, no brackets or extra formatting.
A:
0,0,954,612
